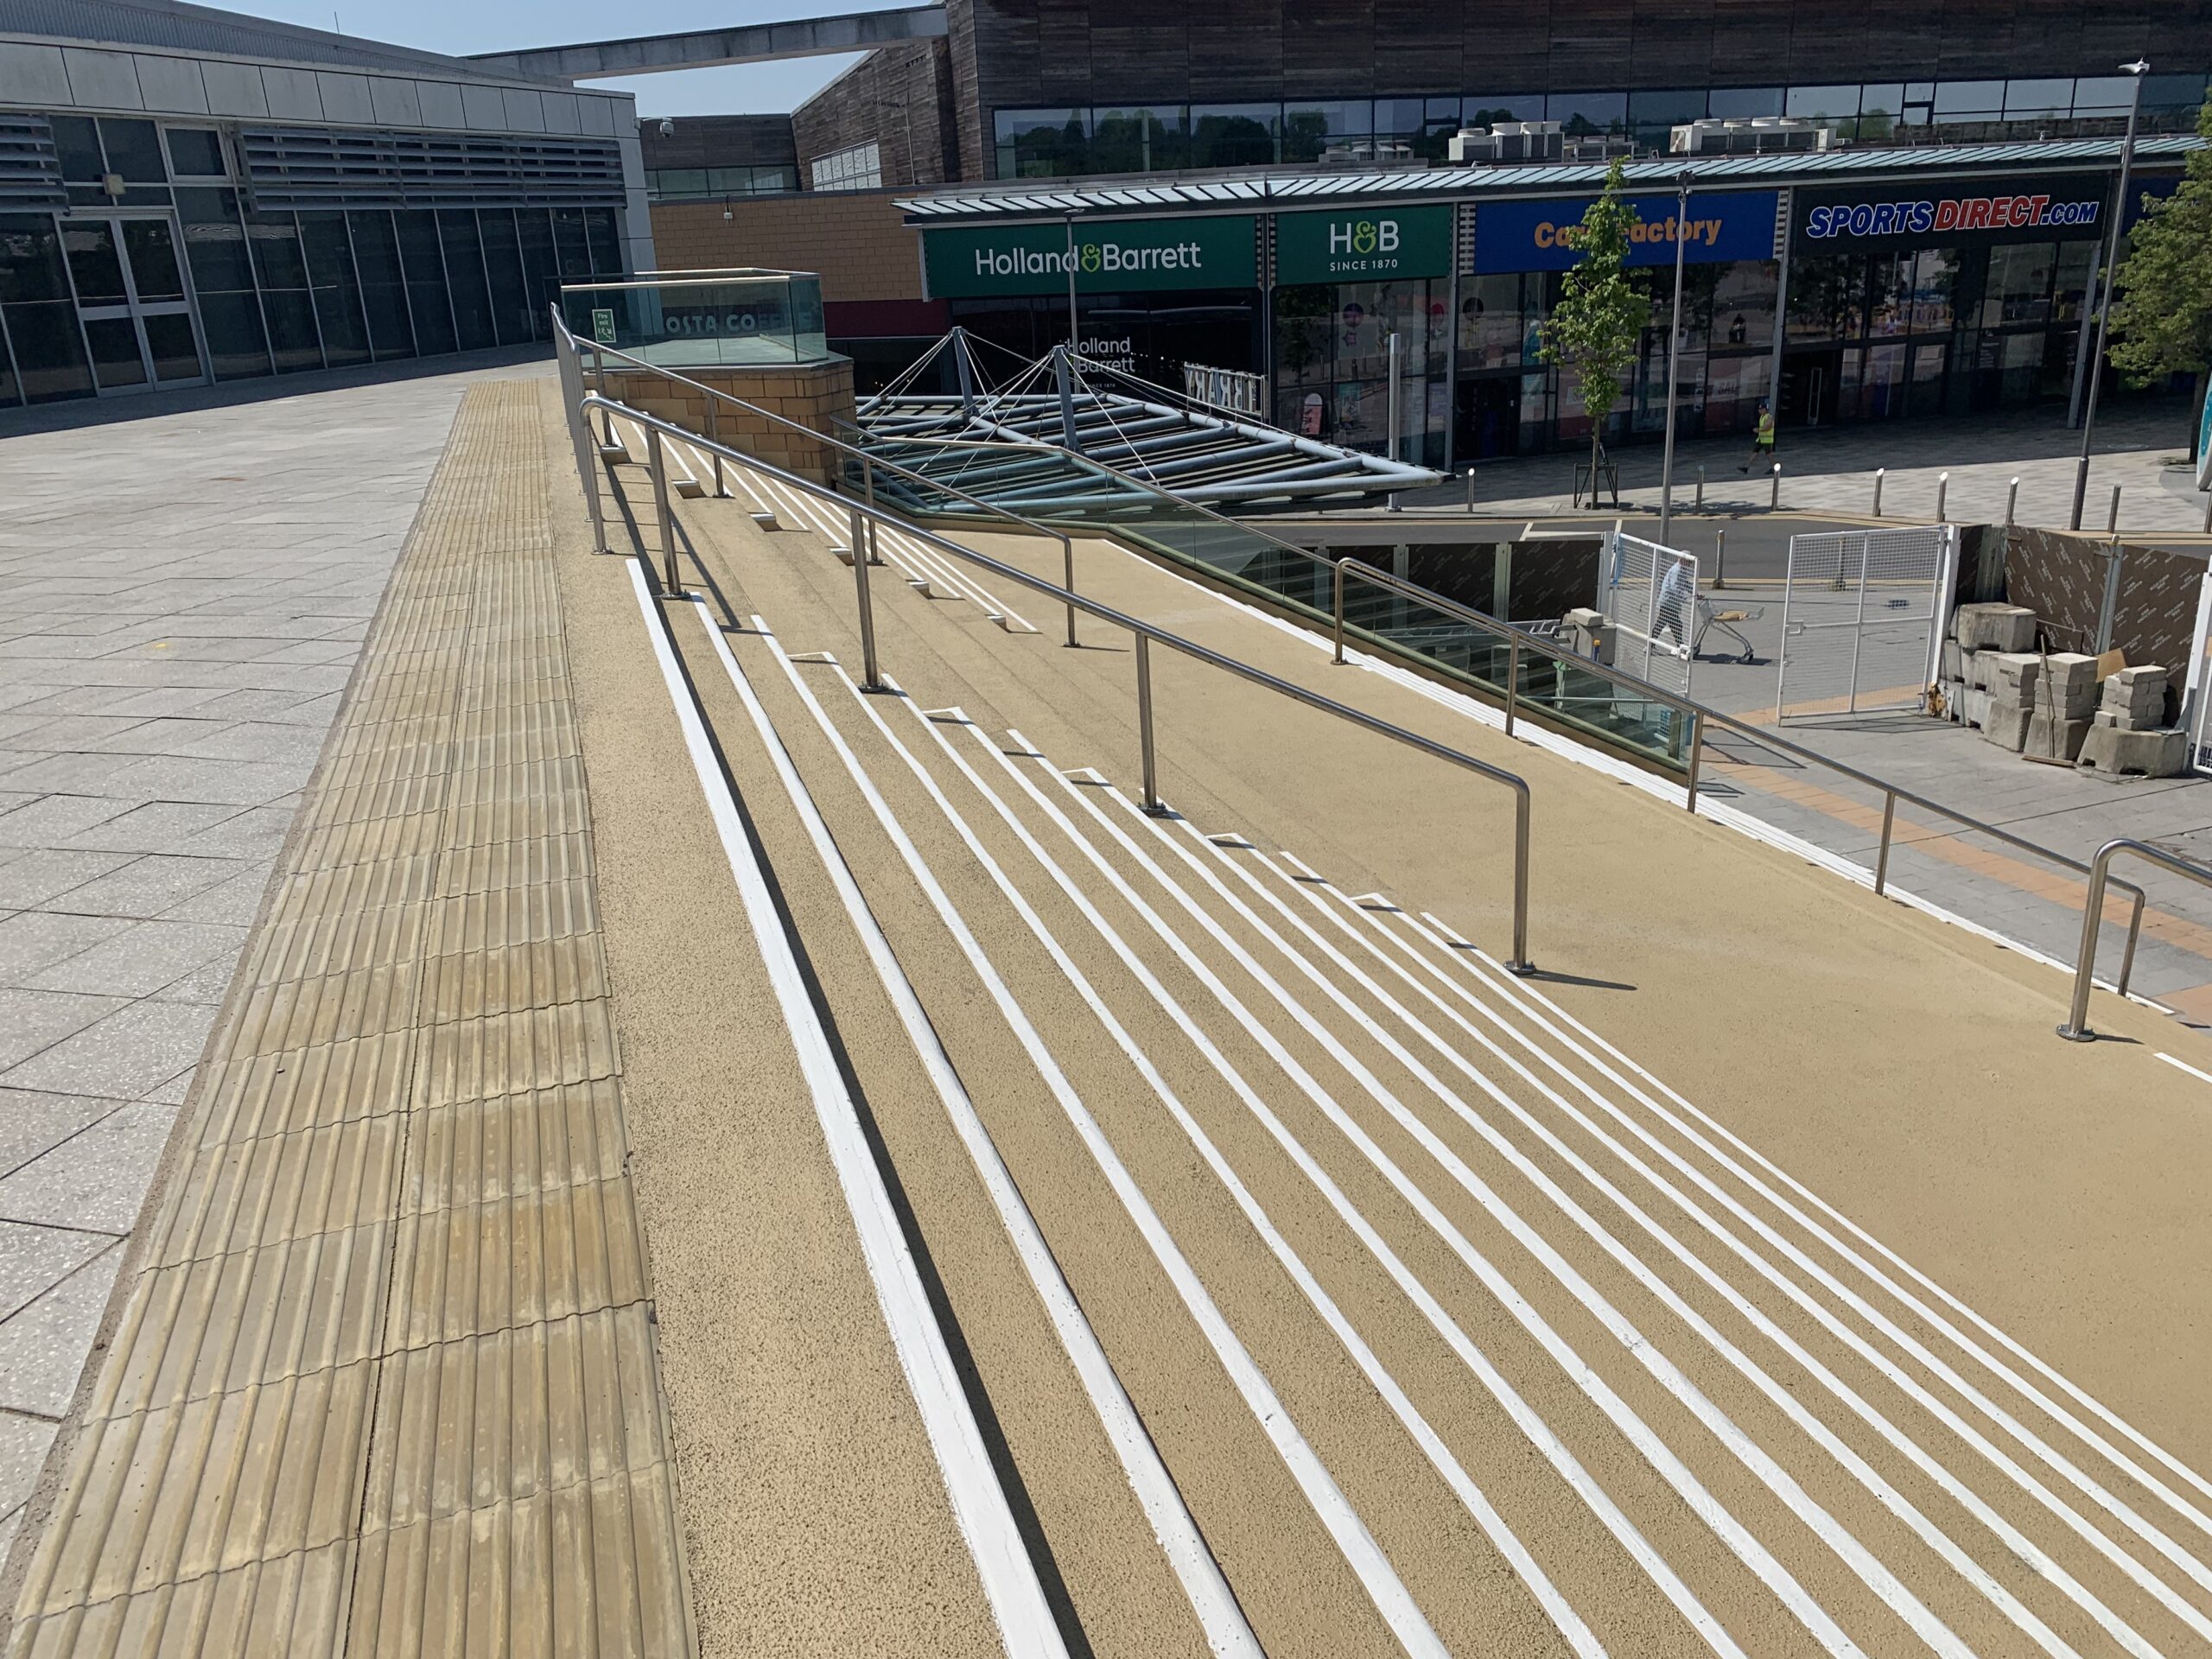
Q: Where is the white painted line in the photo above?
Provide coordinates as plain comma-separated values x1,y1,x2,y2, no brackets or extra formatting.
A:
760,642,1438,1655
1403,912,2212,1631
1230,850,2128,1656
622,565,1065,1658
884,701,1603,1658
697,605,1260,1659
2157,1052,2212,1087
1010,748,1928,1658
965,729,1736,1657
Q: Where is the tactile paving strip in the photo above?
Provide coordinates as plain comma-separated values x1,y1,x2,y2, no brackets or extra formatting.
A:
6,382,693,1659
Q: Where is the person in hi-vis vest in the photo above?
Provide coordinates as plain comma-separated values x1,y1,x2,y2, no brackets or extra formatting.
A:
1741,401,1777,474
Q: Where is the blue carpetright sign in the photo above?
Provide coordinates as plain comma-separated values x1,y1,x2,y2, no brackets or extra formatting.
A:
1473,192,1779,274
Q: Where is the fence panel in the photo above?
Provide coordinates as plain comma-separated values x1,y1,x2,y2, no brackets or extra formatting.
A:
1776,526,1952,721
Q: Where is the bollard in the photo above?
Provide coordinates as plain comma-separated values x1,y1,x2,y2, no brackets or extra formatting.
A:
1465,467,1477,512
2204,491,2212,535
1936,471,1948,522
1872,467,1884,518
1769,461,1781,510
2005,477,2019,529
2107,483,2122,535
1712,526,1727,590
1695,465,1705,511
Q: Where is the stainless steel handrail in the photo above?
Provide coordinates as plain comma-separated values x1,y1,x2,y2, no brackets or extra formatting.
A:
1332,555,2151,977
2056,839,2212,1039
575,391,1538,973
563,319,1086,645
845,402,2158,982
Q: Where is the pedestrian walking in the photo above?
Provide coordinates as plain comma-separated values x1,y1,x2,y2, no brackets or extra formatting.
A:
1740,400,1776,474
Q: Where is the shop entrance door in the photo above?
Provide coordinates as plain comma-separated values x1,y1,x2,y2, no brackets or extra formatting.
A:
1778,349,1839,428
1456,377,1521,461
60,215,207,395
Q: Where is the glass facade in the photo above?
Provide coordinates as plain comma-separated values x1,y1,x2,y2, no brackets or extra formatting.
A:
1274,280,1451,465
645,166,799,200
0,111,630,408
993,73,2212,178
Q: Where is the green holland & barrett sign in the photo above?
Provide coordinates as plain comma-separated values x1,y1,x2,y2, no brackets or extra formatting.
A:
924,217,1257,297
1274,204,1453,284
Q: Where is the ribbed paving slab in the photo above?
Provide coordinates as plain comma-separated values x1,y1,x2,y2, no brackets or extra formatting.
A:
4,382,692,1659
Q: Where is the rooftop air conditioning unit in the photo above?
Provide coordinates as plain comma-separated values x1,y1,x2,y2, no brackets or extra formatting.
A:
1452,120,1564,163
1670,117,1840,155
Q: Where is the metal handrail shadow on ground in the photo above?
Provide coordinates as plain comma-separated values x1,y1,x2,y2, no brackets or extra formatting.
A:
551,344,1538,973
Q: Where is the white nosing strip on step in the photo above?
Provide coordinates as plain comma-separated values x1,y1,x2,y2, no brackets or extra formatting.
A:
996,735,1907,1659
1223,845,2133,1656
2157,1051,2212,1087
696,606,1260,1659
1406,911,2212,1571
778,657,1451,1659
623,564,1065,1659
944,725,1713,1658
758,645,1433,1656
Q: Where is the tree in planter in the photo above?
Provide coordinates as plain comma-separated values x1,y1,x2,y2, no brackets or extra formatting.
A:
2109,92,2212,458
1539,159,1651,494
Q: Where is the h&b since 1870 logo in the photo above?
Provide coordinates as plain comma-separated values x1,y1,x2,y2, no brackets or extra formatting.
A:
1327,217,1401,268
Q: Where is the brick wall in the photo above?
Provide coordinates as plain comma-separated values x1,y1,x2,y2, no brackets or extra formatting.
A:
792,40,959,187
647,194,925,304
602,361,857,486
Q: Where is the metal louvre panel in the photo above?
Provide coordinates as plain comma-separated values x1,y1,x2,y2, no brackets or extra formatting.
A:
0,113,65,207
238,126,625,210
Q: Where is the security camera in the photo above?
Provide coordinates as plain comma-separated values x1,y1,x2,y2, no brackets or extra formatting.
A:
658,118,674,137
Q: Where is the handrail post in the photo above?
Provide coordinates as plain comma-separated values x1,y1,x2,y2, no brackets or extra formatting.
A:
1874,791,1896,895
1332,558,1347,664
859,455,882,567
2119,887,2145,995
704,393,726,498
1135,632,1161,814
1504,637,1520,737
648,427,677,593
1684,710,1701,811
1505,785,1535,976
1061,534,1078,648
2057,844,2117,1039
850,502,883,691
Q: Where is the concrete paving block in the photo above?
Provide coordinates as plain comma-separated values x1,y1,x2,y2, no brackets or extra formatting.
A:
2080,725,2189,779
2107,664,2168,691
2024,712,2092,762
1955,603,2037,652
2034,666,2098,721
0,1243,123,1417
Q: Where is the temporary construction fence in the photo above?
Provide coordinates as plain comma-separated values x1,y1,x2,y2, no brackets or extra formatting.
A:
1775,525,1957,722
1601,530,1698,702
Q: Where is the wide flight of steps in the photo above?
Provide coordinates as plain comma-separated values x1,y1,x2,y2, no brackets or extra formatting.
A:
603,445,2212,1659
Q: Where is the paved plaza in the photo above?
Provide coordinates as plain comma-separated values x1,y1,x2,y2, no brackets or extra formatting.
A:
0,353,533,1563
1409,397,2212,539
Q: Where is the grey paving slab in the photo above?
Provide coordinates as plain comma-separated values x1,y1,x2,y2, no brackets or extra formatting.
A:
0,991,124,1073
80,753,308,806
0,1227,111,1324
54,800,242,855
0,1102,177,1235
37,854,242,921
0,1244,123,1418
0,1093,120,1179
0,915,132,987
0,798,133,849
156,860,274,926
0,999,213,1100
0,1413,55,1530
0,852,132,911
21,919,245,999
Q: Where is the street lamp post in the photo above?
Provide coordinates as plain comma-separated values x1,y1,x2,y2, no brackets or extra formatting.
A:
1658,168,1693,545
2070,60,2148,531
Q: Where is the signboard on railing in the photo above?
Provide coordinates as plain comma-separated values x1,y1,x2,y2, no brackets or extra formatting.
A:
922,216,1258,297
1183,363,1268,417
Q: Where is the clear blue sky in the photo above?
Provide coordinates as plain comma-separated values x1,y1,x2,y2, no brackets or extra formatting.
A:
220,0,902,114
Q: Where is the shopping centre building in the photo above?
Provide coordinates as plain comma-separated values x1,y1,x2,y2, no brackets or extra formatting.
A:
0,0,650,407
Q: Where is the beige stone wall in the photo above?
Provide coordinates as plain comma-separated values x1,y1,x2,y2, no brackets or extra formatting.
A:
601,360,856,487
648,194,923,304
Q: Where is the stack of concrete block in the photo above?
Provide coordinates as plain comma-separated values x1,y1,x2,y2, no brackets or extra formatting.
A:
2095,665,2169,730
2024,652,2097,761
1978,652,2039,749
2079,664,2189,778
1936,603,2037,730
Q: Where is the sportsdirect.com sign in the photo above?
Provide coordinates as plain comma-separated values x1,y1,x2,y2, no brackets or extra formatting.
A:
1791,175,2109,251
923,217,1257,297
1473,193,1778,273
1274,205,1452,283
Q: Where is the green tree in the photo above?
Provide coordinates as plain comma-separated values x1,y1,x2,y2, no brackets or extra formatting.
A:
2109,92,2212,454
1539,160,1652,492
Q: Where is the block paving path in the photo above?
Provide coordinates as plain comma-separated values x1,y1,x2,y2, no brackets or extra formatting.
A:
0,378,689,1655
